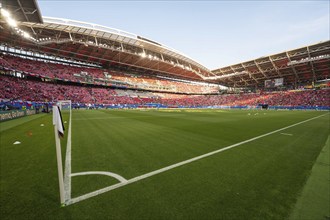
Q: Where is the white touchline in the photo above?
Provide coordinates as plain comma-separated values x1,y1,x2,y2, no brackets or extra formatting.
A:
64,110,72,203
66,113,328,205
71,171,128,183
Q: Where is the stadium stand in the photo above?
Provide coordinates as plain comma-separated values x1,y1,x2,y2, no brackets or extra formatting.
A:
1,74,329,109
160,90,329,108
0,54,219,94
1,51,329,110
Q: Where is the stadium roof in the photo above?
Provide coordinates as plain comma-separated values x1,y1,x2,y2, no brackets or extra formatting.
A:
1,0,43,23
0,14,217,82
211,41,330,87
0,2,329,88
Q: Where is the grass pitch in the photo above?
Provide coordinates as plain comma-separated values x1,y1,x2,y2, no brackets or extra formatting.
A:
0,109,329,220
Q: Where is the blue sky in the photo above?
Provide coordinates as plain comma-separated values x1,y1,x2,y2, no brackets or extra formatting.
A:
38,0,329,70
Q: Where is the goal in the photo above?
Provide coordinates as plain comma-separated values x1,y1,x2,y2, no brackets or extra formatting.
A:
57,100,72,112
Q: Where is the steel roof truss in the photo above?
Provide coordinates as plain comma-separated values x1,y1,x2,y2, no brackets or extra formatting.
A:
269,56,282,77
286,51,299,81
254,60,267,77
241,63,258,83
306,46,317,82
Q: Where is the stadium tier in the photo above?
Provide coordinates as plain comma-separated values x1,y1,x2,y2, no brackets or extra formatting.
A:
1,73,329,109
0,54,219,94
1,52,329,110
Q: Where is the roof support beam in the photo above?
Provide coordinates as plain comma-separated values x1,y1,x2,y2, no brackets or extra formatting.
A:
286,52,299,81
165,64,179,72
254,60,267,77
269,56,282,77
241,64,258,83
306,46,316,82
149,60,161,70
16,0,37,35
229,66,247,85
217,69,236,85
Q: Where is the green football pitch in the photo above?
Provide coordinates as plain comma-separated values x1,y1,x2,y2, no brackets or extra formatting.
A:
0,109,329,220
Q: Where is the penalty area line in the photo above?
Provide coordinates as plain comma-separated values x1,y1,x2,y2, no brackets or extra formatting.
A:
66,113,328,205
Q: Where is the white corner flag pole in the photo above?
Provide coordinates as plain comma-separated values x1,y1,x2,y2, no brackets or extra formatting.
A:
53,106,65,205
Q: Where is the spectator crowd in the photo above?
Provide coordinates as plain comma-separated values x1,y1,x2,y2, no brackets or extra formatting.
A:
1,75,329,107
0,54,219,94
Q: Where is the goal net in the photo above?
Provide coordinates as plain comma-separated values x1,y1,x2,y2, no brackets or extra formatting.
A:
57,100,72,112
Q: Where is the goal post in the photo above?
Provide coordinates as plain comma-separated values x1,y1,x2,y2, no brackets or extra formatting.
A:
57,100,72,114
53,100,72,206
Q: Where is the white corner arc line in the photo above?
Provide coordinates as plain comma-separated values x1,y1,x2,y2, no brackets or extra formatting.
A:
71,171,128,183
67,113,328,205
64,108,72,202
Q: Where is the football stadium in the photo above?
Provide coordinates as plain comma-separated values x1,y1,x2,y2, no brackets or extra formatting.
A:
0,0,329,219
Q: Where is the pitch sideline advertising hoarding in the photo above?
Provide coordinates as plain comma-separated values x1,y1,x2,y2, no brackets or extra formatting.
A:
0,109,36,122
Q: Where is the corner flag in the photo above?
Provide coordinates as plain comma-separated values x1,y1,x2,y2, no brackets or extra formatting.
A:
53,105,65,205
53,106,65,138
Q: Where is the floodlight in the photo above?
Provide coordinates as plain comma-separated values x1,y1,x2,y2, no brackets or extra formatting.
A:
23,32,30,38
7,17,17,27
1,9,10,18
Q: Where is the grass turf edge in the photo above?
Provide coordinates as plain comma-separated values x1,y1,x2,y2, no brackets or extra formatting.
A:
289,135,330,220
